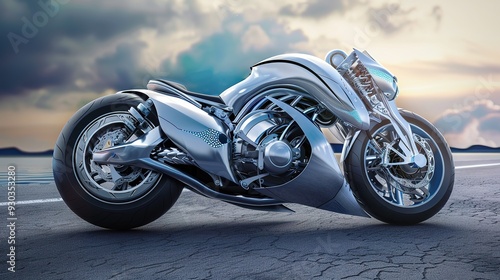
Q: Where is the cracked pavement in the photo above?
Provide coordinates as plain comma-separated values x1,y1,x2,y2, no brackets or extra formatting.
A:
0,154,499,279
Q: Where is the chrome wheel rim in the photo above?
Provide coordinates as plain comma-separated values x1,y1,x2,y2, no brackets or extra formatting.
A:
73,112,161,204
364,124,445,208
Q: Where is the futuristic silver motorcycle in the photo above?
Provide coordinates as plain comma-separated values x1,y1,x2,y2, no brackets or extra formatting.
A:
53,49,454,229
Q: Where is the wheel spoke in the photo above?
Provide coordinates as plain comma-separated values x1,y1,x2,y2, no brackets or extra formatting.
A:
94,177,107,184
112,181,128,191
362,121,446,209
368,139,383,153
385,176,404,206
74,112,162,204
394,188,405,206
377,132,392,143
366,156,382,171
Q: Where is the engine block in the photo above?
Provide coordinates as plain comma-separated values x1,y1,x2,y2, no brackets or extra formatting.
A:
232,110,309,188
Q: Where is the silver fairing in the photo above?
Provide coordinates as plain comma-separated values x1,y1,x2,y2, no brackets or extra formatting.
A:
220,53,370,130
122,89,236,182
254,97,367,217
352,49,399,100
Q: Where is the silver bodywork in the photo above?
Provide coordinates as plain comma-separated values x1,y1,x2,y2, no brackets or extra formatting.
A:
120,89,236,183
220,53,370,130
352,49,399,100
337,49,423,165
253,98,368,217
91,49,428,218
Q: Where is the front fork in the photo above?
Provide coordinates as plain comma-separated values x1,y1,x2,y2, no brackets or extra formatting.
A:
338,98,426,168
379,99,427,168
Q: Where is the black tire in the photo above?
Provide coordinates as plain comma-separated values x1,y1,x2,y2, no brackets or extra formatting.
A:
345,110,454,225
52,93,183,229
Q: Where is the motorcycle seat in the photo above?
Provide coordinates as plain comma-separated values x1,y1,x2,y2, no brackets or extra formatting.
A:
148,79,224,104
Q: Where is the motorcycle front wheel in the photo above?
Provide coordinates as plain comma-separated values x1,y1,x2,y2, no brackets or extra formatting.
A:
345,110,454,225
53,93,183,229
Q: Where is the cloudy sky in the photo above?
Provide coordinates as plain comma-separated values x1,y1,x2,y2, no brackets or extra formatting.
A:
1,0,500,151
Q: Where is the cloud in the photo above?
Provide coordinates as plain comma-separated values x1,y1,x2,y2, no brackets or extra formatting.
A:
0,1,161,99
0,0,311,151
434,99,500,148
432,62,500,76
479,113,500,132
2,0,306,104
155,16,308,95
93,41,148,91
241,25,272,52
431,5,443,30
0,0,26,21
0,0,221,101
280,0,352,18
366,3,415,35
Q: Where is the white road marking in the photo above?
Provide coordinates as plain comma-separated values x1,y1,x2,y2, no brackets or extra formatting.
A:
0,190,193,206
1,163,498,206
0,198,63,206
455,163,500,170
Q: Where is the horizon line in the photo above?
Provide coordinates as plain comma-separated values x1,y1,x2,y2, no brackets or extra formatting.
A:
1,144,500,156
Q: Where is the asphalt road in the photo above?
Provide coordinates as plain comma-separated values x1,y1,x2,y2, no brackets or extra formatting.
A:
0,154,499,279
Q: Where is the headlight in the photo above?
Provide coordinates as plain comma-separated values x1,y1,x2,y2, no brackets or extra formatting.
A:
342,49,400,116
351,49,399,101
365,65,399,100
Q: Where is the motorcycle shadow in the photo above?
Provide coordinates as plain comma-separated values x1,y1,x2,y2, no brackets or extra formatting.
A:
78,216,459,251
19,212,462,278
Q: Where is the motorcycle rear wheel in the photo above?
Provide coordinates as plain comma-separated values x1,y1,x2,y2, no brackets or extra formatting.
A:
53,93,183,229
345,110,454,225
